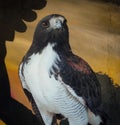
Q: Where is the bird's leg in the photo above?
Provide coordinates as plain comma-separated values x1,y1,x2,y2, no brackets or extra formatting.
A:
40,109,57,125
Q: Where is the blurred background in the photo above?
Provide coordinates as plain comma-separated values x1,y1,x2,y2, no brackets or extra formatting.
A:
1,0,120,124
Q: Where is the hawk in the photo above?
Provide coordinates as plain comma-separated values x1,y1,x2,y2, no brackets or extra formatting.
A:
19,14,106,125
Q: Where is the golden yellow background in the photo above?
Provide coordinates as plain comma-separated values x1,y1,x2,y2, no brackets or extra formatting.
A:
2,0,120,124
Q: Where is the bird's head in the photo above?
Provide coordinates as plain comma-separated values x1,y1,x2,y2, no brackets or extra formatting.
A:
32,14,71,53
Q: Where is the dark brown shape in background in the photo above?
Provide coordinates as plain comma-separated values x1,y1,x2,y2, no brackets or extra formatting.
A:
0,0,46,124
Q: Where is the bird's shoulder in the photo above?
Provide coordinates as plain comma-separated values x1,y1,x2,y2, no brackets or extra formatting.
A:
66,55,92,75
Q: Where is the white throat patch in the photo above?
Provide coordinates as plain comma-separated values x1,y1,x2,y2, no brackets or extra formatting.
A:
28,43,59,72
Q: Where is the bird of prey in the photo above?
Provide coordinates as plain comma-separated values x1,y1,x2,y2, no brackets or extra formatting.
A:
19,14,106,125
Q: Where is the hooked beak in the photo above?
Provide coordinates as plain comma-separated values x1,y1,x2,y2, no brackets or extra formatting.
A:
49,16,64,30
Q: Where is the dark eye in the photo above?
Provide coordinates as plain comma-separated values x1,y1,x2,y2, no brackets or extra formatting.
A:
42,21,49,28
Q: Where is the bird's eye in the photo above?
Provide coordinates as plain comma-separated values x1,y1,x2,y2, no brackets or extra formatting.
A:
42,21,49,28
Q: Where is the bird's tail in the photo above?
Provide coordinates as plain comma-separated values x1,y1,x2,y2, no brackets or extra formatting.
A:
88,107,108,125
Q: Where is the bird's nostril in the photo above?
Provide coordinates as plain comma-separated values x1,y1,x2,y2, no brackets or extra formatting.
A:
55,20,60,24
56,20,58,23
